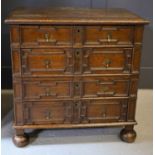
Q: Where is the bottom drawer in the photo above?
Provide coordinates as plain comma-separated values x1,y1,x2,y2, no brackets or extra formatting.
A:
24,102,71,125
85,100,127,123
23,99,128,125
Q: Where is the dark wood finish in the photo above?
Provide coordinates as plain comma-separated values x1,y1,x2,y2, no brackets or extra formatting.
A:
5,7,148,147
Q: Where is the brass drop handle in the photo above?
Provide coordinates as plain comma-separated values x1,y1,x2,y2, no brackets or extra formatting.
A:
104,59,111,68
102,107,107,118
80,105,87,119
44,110,52,120
102,86,109,92
107,33,112,42
45,33,49,42
44,59,51,68
45,88,51,96
99,33,118,43
102,111,107,118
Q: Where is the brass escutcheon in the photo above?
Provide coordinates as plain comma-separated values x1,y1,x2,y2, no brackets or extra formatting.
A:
75,50,80,58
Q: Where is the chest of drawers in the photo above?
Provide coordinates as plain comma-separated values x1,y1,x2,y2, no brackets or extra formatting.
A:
5,7,149,147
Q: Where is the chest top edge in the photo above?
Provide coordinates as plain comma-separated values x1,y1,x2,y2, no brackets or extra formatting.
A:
5,7,149,25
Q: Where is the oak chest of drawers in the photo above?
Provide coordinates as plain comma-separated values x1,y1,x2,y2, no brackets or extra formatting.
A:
5,7,149,147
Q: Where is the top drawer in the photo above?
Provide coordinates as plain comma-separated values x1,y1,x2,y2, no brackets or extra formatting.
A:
20,26,73,48
11,26,134,48
83,26,134,47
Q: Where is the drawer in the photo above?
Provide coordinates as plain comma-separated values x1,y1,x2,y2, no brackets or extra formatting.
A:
83,48,133,74
22,78,73,100
84,26,134,46
21,77,131,101
21,76,130,100
21,48,73,75
23,99,128,124
82,77,130,98
21,48,132,75
84,99,128,123
20,26,73,47
24,101,73,124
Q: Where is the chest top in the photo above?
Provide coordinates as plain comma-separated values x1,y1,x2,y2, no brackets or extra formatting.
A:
5,7,148,25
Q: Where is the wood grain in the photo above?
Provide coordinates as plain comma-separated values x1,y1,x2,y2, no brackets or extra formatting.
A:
5,7,149,25
6,7,148,146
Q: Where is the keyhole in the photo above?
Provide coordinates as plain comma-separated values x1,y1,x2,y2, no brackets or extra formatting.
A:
76,50,80,57
75,83,79,88
77,29,80,33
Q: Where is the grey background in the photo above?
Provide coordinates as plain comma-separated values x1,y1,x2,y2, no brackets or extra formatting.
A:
2,0,153,89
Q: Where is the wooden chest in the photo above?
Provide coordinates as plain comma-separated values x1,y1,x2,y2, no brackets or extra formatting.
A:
5,7,149,147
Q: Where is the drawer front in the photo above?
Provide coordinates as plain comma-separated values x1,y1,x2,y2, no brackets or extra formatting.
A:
22,78,73,100
82,77,130,98
21,48,73,75
21,76,130,100
84,26,134,46
21,48,132,75
19,26,133,47
20,26,73,47
23,99,127,124
24,101,73,124
83,48,132,74
84,100,127,123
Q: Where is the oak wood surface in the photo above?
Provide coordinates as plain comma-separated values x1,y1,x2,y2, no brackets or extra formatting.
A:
6,7,148,146
13,121,137,129
5,7,149,25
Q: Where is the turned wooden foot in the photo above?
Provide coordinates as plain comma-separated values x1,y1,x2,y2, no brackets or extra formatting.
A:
13,129,29,147
120,126,137,143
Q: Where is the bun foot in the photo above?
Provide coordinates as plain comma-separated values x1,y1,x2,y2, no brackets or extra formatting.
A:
13,134,29,147
120,128,137,143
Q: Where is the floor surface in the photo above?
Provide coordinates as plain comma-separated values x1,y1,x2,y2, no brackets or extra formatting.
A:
1,89,153,155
